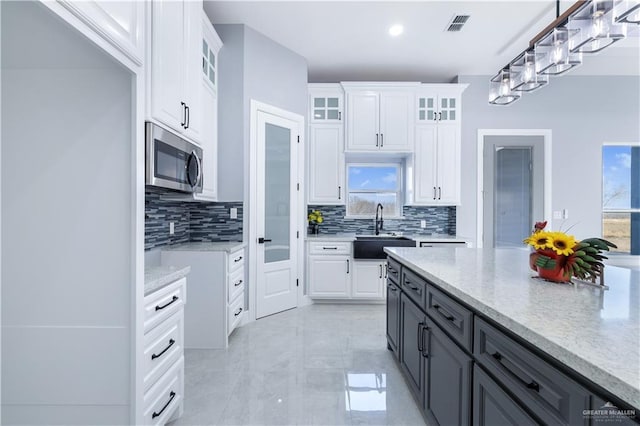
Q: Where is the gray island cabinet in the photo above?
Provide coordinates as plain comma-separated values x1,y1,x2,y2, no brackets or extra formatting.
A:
384,247,640,426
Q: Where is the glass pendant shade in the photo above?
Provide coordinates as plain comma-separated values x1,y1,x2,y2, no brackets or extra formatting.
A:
569,0,627,53
509,50,549,92
535,27,583,75
489,69,521,105
614,0,640,24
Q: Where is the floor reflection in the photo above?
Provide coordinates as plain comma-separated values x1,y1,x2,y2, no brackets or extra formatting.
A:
344,373,387,412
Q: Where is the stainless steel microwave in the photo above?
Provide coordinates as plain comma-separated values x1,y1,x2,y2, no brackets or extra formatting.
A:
145,122,203,193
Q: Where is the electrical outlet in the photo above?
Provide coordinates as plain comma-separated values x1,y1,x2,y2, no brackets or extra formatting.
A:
420,220,427,229
230,208,238,219
562,209,569,219
553,211,562,220
169,222,175,235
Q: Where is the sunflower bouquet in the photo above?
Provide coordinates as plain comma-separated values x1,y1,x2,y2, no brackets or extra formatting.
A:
524,221,617,284
308,210,323,234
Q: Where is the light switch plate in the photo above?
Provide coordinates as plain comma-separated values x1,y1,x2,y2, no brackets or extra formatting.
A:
420,220,427,228
230,208,238,219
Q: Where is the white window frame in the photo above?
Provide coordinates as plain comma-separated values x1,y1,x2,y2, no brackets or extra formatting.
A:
602,142,640,255
346,162,404,219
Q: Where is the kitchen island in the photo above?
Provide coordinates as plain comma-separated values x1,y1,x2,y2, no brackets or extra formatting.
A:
384,247,639,425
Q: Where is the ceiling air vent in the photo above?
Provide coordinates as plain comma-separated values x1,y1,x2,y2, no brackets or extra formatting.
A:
446,15,470,32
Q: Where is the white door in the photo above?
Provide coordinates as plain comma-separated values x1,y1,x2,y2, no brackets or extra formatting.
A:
436,124,461,204
352,261,384,299
414,126,438,203
347,92,379,151
379,91,413,151
256,111,299,318
308,125,343,204
308,256,351,298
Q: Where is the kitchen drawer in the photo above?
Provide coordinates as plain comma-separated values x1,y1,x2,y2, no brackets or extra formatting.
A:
401,267,426,308
143,357,184,426
144,278,186,333
426,284,473,351
309,241,351,255
227,267,245,303
474,317,591,425
228,248,245,273
386,257,401,284
143,310,183,392
228,291,244,336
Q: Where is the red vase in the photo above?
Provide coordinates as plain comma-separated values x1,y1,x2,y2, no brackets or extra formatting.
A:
531,249,570,283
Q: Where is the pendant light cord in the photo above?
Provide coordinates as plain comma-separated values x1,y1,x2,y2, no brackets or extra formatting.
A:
556,0,560,18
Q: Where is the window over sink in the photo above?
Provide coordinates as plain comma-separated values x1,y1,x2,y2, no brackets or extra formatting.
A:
347,163,402,218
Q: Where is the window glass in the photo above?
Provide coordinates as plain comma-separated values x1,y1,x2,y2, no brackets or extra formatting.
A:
347,165,401,217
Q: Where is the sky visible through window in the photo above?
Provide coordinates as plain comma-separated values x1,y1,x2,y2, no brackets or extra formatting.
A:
602,146,632,209
348,166,398,191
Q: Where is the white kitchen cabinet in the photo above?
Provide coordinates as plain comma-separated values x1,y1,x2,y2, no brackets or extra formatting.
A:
417,91,462,124
58,1,144,64
343,84,416,152
308,125,344,204
309,84,343,123
307,242,352,298
414,124,461,205
352,261,386,299
149,0,203,144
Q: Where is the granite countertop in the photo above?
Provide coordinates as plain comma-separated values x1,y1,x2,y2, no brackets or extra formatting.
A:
305,233,467,243
385,247,640,409
305,233,357,242
161,241,246,252
144,265,191,296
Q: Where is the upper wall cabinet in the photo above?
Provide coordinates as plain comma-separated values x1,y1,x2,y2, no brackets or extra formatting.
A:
149,0,203,144
309,85,343,123
343,83,419,153
58,1,144,65
416,87,464,125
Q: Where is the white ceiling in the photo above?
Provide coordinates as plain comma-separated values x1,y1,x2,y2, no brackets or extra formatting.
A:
204,1,640,82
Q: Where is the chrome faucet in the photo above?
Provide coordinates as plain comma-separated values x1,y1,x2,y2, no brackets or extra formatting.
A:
375,203,384,235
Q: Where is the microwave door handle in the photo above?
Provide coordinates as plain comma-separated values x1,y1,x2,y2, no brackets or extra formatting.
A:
192,150,202,187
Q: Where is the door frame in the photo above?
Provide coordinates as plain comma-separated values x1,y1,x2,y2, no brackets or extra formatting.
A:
476,129,552,248
248,100,306,321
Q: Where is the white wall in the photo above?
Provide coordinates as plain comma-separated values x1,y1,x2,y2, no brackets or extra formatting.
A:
457,75,640,245
1,2,132,423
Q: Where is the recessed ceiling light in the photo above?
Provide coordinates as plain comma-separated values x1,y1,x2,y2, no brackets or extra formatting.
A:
388,24,404,37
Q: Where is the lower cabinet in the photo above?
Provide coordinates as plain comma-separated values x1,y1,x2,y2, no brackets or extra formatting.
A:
352,260,386,299
400,293,425,398
473,364,538,426
386,280,401,357
308,255,351,298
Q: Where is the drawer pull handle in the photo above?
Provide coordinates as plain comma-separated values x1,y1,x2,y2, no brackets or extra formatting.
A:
152,391,176,419
407,283,420,292
388,285,397,292
388,265,396,273
234,256,243,262
155,296,178,311
492,352,540,393
234,307,243,317
234,279,243,287
151,339,175,360
322,246,338,250
433,304,455,322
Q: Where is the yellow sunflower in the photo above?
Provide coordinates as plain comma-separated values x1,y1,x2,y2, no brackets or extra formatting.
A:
524,231,553,250
548,232,577,256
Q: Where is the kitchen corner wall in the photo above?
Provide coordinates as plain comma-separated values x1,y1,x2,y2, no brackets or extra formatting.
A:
308,205,456,235
145,187,243,250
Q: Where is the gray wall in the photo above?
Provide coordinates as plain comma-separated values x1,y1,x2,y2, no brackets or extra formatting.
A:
457,75,640,245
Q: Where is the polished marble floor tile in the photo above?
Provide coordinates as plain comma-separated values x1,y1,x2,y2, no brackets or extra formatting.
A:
170,304,425,426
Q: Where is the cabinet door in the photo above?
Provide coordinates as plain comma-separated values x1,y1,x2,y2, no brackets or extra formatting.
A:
346,92,379,151
400,294,425,400
473,365,538,426
386,280,400,357
352,261,384,299
438,95,460,124
59,1,144,64
417,95,438,123
197,84,217,200
379,91,413,152
424,324,472,426
150,0,186,134
414,126,438,204
181,0,203,143
436,125,460,205
308,256,350,298
308,125,344,204
310,94,343,123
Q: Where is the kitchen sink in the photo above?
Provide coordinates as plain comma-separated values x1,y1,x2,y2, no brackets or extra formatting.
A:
353,235,416,259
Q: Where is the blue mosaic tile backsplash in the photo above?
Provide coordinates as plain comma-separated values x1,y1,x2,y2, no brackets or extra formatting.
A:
145,187,243,250
307,205,456,236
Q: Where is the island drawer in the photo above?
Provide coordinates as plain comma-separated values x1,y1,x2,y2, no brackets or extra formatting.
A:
386,257,401,284
401,268,426,307
228,248,245,273
426,284,473,351
309,241,351,255
474,317,591,426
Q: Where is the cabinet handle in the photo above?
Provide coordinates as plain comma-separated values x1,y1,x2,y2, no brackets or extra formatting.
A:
433,187,437,200
380,133,384,147
151,339,175,360
438,187,442,200
155,295,178,311
433,304,455,322
346,259,350,274
384,264,388,278
234,279,243,287
234,307,243,317
417,322,425,352
234,256,243,262
185,104,190,129
376,133,379,147
339,111,342,120
438,111,442,121
407,283,420,293
180,102,186,127
379,264,383,279
152,391,176,419
387,284,397,291
338,186,341,200
491,352,540,393
421,325,430,358
322,246,338,250
388,265,396,274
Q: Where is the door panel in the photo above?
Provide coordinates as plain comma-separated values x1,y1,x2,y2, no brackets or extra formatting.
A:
308,257,350,298
352,261,384,299
386,281,400,356
308,126,343,204
182,0,203,142
400,294,424,399
414,126,438,203
380,91,413,151
437,125,461,204
347,92,378,151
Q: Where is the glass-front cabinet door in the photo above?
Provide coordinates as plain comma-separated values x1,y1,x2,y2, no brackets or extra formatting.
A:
309,85,344,123
418,96,437,122
417,93,460,124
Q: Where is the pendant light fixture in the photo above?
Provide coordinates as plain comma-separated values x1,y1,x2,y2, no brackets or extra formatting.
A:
488,0,639,105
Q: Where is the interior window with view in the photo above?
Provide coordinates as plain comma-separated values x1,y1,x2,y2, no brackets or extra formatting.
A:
602,145,640,254
347,165,401,217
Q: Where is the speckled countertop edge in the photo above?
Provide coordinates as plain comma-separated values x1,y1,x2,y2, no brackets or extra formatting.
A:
161,241,246,252
145,265,191,296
